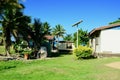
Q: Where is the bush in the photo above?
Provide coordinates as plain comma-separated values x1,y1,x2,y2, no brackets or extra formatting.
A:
73,45,93,59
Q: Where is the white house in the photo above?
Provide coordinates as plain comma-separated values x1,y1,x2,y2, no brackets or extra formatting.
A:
58,41,75,52
89,23,120,57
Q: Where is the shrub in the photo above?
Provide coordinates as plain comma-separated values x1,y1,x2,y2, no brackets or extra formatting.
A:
14,40,32,53
73,45,93,59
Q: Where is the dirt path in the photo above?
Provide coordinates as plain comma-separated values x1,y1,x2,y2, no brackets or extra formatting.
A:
105,62,120,69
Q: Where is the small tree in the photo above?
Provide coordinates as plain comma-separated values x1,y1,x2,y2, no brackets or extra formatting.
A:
73,29,89,47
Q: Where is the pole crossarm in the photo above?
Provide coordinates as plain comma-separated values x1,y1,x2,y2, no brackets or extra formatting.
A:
72,20,83,27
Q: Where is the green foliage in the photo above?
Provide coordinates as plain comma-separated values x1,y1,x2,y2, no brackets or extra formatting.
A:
52,24,66,41
0,0,31,56
42,22,51,35
73,29,89,47
0,45,15,54
14,40,32,54
63,34,73,41
31,18,47,49
0,45,5,54
73,45,93,59
109,18,120,24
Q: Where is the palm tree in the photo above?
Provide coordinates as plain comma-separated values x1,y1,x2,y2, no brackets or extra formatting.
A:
42,22,51,35
0,0,22,17
52,24,66,42
31,18,47,49
109,18,120,24
0,26,3,45
0,0,29,56
63,34,73,41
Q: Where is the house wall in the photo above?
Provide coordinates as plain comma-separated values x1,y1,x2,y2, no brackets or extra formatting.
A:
58,42,74,50
100,29,120,53
90,36,101,54
58,43,66,50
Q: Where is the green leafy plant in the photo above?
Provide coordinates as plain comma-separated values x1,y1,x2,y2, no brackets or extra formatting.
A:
14,40,32,54
73,45,93,59
22,47,32,54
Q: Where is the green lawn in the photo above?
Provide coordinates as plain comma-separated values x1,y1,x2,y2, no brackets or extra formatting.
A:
0,45,5,54
0,45,15,54
0,55,120,80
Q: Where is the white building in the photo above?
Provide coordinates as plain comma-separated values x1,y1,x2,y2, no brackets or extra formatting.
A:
58,41,75,52
89,23,120,57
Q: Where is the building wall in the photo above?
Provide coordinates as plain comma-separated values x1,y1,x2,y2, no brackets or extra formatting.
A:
90,36,101,54
100,29,120,53
58,42,74,50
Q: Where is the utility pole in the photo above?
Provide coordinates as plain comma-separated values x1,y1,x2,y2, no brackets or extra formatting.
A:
72,20,83,48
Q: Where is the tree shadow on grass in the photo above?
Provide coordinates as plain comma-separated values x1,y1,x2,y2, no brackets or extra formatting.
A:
51,51,72,57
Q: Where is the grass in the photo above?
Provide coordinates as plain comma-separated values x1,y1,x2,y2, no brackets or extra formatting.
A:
0,45,5,54
0,55,120,80
0,45,15,54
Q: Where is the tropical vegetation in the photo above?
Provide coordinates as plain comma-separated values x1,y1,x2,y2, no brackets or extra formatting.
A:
0,1,120,80
0,0,119,59
52,24,66,42
73,45,93,59
109,18,120,24
0,0,31,56
73,29,89,47
0,0,53,57
63,34,73,41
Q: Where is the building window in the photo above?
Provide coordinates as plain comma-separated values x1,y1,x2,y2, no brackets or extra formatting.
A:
66,43,72,49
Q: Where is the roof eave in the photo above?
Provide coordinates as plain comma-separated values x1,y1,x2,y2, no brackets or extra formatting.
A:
89,23,120,36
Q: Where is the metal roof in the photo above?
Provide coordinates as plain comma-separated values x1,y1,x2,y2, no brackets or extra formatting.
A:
89,23,120,36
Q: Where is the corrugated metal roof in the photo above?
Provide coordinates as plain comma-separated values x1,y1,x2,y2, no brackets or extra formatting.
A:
44,35,54,40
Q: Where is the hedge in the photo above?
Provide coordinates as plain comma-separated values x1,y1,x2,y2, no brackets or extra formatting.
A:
73,45,93,59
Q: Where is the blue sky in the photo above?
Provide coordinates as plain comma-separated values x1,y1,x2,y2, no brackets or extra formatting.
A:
22,0,120,34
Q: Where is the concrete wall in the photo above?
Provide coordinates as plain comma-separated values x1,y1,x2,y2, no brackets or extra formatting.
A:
100,29,120,53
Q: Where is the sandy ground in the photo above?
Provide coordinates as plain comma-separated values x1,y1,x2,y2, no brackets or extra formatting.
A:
105,62,120,69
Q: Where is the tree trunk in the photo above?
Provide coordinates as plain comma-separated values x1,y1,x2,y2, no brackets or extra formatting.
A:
5,45,10,56
4,27,11,56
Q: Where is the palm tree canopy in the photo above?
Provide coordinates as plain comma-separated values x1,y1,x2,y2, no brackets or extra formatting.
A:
63,34,73,41
0,0,29,56
0,0,23,17
52,24,66,38
42,22,51,35
109,18,120,24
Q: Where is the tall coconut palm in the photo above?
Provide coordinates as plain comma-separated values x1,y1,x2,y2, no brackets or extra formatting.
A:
31,18,44,49
42,22,51,35
52,24,66,42
0,0,22,17
0,0,28,56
